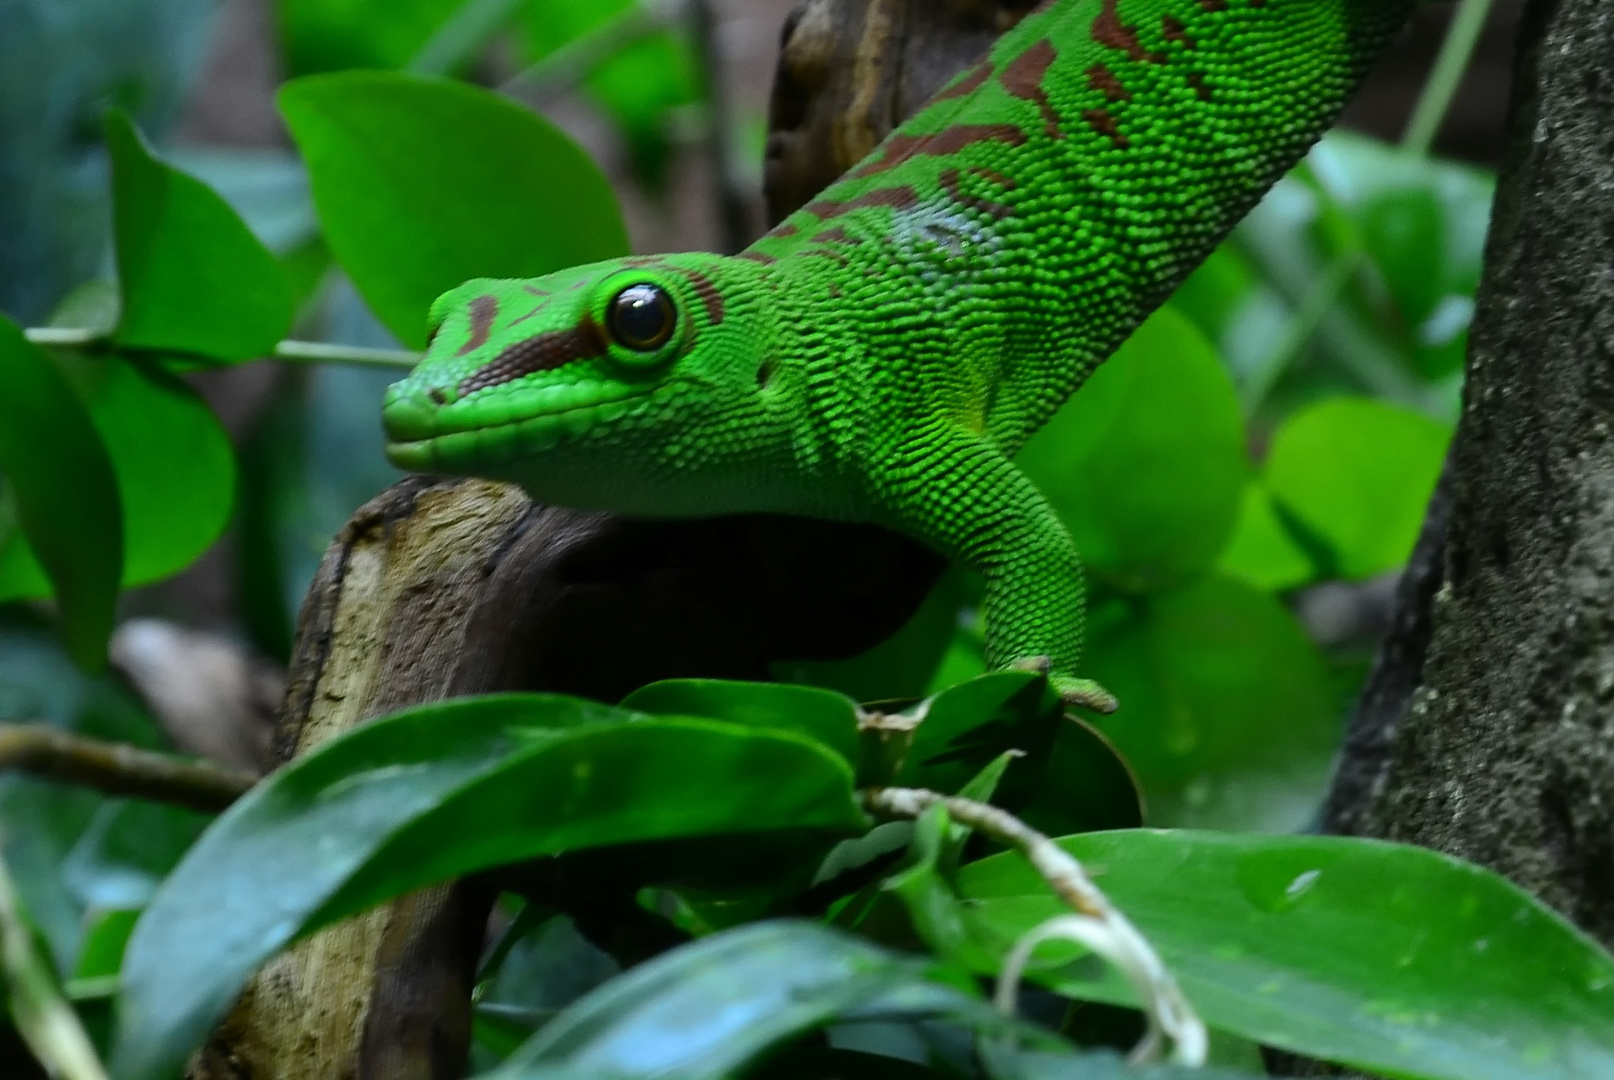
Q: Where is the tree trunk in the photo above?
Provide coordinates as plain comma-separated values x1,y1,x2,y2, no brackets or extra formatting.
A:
1324,0,1614,957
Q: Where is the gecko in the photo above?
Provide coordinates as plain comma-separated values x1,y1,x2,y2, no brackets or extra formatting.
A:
381,0,1419,711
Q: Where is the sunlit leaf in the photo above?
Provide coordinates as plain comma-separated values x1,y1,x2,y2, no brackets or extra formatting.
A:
106,111,292,362
1215,483,1316,593
1017,307,1247,594
279,72,628,346
1263,397,1448,580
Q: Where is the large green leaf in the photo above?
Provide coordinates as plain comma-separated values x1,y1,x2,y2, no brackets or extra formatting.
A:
114,694,865,1080
1083,577,1336,831
0,319,121,669
1214,482,1315,593
278,72,629,347
106,112,293,362
1263,397,1448,580
951,830,1614,1080
621,679,861,770
0,355,235,597
488,920,1043,1079
1017,307,1247,594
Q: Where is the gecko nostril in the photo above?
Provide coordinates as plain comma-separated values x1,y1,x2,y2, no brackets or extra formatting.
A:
429,387,448,405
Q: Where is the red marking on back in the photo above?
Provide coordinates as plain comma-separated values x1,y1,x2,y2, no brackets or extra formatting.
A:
1161,14,1194,48
676,268,725,325
1086,63,1131,102
939,168,1014,220
1000,39,1061,138
456,294,498,356
1197,0,1226,10
1082,108,1129,148
1187,72,1212,101
1093,0,1166,63
767,221,800,239
814,226,858,245
737,250,778,265
935,59,992,101
849,125,1027,178
804,185,921,219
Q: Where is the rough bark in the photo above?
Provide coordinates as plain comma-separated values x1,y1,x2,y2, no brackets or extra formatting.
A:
1324,0,1614,943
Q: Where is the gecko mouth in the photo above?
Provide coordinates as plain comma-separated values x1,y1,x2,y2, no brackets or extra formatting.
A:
383,389,646,472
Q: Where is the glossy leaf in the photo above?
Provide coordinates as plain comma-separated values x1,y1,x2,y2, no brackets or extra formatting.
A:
893,671,1063,806
982,1047,1264,1080
488,920,1044,1079
621,679,861,769
1264,397,1448,580
279,72,628,347
0,319,121,669
1017,307,1247,594
0,355,235,597
952,830,1614,1080
114,695,865,1080
106,112,292,361
1084,577,1336,831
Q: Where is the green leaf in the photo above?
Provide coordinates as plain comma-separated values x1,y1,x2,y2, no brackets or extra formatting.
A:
278,72,629,347
621,679,861,770
953,830,1614,1080
0,319,121,669
276,0,464,75
1263,397,1448,580
1084,577,1336,830
488,920,1042,1079
1017,307,1247,593
105,112,293,362
114,694,865,1080
1214,482,1316,593
894,671,1062,807
982,1046,1265,1080
0,356,235,597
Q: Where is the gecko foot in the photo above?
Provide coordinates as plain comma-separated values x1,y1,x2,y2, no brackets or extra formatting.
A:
1006,657,1120,714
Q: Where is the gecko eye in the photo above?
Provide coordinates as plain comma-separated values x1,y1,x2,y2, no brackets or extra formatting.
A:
607,283,676,351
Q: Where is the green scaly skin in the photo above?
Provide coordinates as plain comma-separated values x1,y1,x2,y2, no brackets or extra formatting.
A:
383,0,1416,710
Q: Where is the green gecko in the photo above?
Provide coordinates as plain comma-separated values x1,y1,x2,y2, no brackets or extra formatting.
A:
382,0,1416,711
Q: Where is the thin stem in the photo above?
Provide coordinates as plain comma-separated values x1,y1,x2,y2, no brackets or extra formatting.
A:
0,851,110,1080
499,0,678,101
271,339,421,368
862,787,1206,1067
408,0,527,76
22,327,421,370
0,723,256,813
1401,0,1496,159
686,0,752,253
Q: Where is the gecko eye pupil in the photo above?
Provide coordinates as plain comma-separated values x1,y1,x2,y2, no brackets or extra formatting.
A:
608,284,676,351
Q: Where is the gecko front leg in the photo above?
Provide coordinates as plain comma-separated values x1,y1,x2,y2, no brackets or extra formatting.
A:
871,429,1118,713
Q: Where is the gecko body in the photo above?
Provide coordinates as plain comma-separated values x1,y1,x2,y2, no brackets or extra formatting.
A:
382,0,1417,709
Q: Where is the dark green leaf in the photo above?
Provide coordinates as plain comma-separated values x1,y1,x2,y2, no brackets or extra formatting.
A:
0,355,235,596
983,1046,1264,1080
278,72,628,346
105,112,292,361
894,671,1062,807
1017,307,1247,593
1263,397,1448,580
955,830,1614,1080
114,695,865,1080
0,319,121,669
488,920,1044,1079
276,0,462,75
1084,577,1336,830
621,679,861,769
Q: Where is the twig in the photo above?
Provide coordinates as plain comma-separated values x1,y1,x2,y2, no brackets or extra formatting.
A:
21,328,421,369
408,0,528,77
0,723,255,813
862,787,1206,1068
0,850,110,1080
499,0,680,102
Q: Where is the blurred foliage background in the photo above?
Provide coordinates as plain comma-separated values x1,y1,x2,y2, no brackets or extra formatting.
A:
0,0,1534,1074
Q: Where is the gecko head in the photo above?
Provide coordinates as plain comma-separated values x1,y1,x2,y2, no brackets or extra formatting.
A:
382,254,772,492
